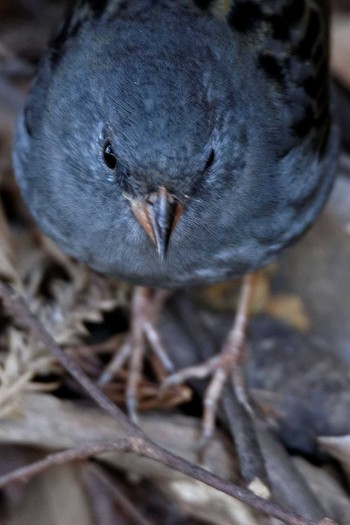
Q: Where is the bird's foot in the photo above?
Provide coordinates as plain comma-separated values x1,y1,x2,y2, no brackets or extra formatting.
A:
161,274,255,448
98,286,189,423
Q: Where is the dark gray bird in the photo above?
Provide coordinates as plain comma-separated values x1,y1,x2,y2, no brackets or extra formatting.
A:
13,0,339,428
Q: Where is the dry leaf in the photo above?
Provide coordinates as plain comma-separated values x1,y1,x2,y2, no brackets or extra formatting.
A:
169,479,259,525
266,294,310,331
8,464,95,525
188,269,270,314
318,436,350,478
295,457,350,525
331,15,350,88
0,200,18,284
0,394,259,525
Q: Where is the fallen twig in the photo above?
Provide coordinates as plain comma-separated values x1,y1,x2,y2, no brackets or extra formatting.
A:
0,280,338,525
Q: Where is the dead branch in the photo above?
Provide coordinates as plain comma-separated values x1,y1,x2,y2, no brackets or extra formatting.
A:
0,280,338,525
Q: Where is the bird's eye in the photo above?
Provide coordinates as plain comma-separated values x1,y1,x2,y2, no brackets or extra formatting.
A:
204,149,215,171
103,140,117,169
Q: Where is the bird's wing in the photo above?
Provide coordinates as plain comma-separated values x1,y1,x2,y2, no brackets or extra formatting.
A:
205,0,330,155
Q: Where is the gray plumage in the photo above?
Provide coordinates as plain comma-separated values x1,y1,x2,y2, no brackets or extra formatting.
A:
13,0,339,287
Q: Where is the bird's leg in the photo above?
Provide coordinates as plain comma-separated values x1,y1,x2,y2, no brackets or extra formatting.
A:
98,286,175,423
201,274,254,443
162,274,255,444
126,287,148,422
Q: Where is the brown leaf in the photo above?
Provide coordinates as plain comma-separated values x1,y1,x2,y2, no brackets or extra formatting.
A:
0,394,259,525
266,294,310,331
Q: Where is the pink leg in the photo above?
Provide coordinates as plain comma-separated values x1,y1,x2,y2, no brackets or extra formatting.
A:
163,274,255,441
99,287,175,423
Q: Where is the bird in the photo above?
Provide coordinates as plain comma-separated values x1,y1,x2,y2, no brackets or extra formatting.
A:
13,0,339,435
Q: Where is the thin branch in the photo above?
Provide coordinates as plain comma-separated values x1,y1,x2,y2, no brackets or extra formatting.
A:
222,383,270,498
0,441,131,489
0,281,338,525
0,435,335,525
141,444,331,525
88,464,154,525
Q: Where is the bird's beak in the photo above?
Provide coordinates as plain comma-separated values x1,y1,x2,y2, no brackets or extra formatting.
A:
128,186,184,260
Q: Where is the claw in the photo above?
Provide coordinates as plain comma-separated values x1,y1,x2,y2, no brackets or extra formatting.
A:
161,356,219,392
160,274,255,445
98,338,131,386
98,286,176,421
